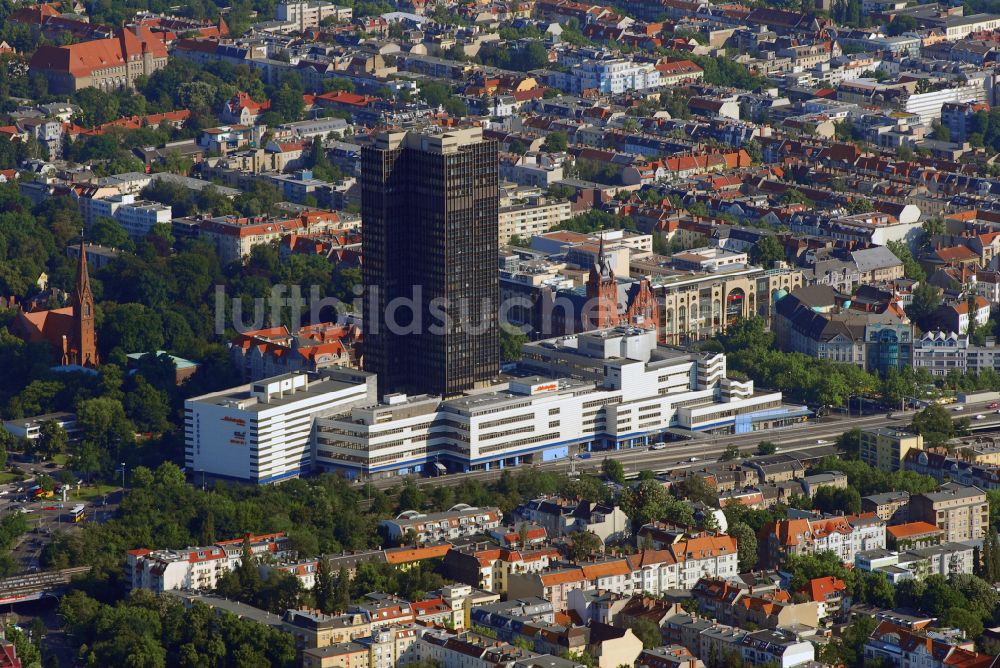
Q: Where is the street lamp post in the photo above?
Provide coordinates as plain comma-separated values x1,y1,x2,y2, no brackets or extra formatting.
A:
120,462,126,490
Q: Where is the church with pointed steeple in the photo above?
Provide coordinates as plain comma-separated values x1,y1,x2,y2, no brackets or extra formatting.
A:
13,238,99,368
543,231,660,337
585,235,621,329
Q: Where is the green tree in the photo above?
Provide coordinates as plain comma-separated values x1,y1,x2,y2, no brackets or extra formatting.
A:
256,569,302,613
568,530,603,562
834,615,878,667
518,522,531,548
124,377,170,434
847,198,874,214
621,479,694,527
601,458,626,484
99,303,165,355
313,556,334,614
781,189,813,207
237,535,262,599
542,131,569,153
678,474,717,506
76,397,135,453
813,486,862,515
880,367,918,411
500,325,528,362
749,236,785,267
837,427,862,459
756,441,777,456
719,444,742,462
911,403,956,446
785,551,849,592
728,521,758,572
334,566,351,610
932,124,951,142
943,607,983,639
630,618,663,649
35,419,68,459
886,14,918,35
90,217,133,250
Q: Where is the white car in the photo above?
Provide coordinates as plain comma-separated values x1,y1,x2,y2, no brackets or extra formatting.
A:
976,414,986,420
816,439,828,444
953,406,964,411
689,456,700,462
650,443,667,451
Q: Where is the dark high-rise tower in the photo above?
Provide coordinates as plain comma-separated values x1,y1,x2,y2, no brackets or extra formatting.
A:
362,127,499,397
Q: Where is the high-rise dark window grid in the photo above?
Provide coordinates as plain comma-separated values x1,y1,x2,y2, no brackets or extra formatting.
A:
362,128,500,398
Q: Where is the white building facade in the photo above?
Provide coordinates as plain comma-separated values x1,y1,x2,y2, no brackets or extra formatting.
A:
314,329,800,480
185,369,376,484
567,59,661,94
89,193,172,241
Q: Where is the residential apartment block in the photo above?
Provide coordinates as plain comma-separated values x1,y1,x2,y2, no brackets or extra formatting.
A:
379,507,503,544
88,193,172,241
913,330,1000,376
862,491,911,523
499,196,572,244
443,547,561,594
865,620,995,668
507,535,738,611
760,514,887,568
662,614,816,668
860,428,925,472
127,533,292,592
276,0,352,29
773,285,913,375
229,323,361,381
29,27,168,92
909,482,989,542
515,497,630,543
543,58,660,95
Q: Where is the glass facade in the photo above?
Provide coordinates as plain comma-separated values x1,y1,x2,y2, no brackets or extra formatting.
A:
362,130,500,397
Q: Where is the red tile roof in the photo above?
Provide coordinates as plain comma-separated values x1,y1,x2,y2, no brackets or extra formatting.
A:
887,521,942,540
807,576,846,603
30,28,167,77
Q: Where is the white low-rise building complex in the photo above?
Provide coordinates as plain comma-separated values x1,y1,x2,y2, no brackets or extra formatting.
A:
184,368,376,484
314,328,806,480
89,193,172,241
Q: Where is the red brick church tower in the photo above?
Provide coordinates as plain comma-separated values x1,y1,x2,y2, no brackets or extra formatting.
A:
582,234,660,336
13,239,100,367
585,236,619,329
70,239,98,368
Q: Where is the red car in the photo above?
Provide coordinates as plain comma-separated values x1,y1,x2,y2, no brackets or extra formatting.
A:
990,402,998,409
42,507,56,511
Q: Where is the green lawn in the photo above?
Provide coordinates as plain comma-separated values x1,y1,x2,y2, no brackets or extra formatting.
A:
51,454,70,466
0,472,20,484
72,484,120,503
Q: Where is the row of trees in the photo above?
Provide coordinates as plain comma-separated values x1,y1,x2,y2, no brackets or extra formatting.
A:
810,455,938,497
716,317,878,407
41,462,389,591
715,316,968,410
59,589,297,668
